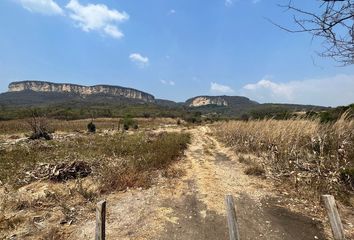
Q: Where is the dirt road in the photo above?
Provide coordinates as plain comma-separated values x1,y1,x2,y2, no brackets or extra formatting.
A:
71,126,327,239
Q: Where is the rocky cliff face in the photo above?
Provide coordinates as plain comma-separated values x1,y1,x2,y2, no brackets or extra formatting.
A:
8,81,155,102
186,95,259,108
187,96,229,107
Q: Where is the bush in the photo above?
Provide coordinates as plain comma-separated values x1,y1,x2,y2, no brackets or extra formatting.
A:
123,123,129,130
122,116,138,130
26,113,53,140
87,121,96,133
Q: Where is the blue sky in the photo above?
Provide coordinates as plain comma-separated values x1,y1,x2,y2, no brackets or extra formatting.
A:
0,0,354,106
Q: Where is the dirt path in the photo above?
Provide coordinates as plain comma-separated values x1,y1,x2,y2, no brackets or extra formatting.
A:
71,126,327,239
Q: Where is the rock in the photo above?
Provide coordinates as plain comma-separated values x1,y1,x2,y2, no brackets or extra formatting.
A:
33,216,44,223
188,96,228,107
60,219,73,225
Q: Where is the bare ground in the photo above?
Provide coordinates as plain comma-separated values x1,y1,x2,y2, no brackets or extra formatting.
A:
66,126,330,239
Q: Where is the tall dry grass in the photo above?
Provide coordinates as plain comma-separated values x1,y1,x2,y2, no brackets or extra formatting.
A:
213,116,354,202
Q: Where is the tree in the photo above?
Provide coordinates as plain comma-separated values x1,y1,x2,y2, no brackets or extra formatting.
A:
275,0,354,65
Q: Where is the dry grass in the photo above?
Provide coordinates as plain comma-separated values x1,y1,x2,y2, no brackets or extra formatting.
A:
213,116,354,203
96,132,190,192
0,117,178,134
244,165,265,176
0,131,190,191
0,129,190,239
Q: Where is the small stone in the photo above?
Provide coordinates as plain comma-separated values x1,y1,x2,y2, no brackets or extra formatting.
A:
33,216,44,223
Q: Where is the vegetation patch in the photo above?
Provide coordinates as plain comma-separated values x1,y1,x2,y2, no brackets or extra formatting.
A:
0,131,190,191
213,117,354,204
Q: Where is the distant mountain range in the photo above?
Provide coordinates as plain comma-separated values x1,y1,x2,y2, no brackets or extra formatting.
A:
0,80,328,119
8,80,155,103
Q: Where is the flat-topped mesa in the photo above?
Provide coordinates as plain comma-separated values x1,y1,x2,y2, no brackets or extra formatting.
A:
8,81,155,102
189,96,228,107
186,95,259,108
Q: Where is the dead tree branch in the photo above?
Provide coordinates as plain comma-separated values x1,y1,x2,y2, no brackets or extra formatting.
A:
276,0,354,65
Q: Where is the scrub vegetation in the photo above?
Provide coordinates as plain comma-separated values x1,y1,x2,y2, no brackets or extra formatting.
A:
213,114,354,204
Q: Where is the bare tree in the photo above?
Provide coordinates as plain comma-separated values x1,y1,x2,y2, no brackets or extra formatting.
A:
26,110,53,140
274,0,354,65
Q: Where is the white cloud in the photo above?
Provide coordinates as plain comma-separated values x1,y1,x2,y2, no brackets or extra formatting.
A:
210,82,234,94
243,78,293,99
129,53,149,67
17,0,64,15
66,0,129,39
161,80,175,86
168,9,176,15
241,74,354,107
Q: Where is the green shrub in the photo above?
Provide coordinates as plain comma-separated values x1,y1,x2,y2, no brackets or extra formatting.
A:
122,116,138,130
87,121,96,133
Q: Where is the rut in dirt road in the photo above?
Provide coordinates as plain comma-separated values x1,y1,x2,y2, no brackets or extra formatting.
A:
157,126,326,240
72,126,327,240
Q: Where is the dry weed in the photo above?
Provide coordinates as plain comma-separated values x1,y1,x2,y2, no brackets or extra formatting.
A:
213,116,354,203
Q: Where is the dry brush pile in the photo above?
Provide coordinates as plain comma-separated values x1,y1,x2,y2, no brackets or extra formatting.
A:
213,116,354,203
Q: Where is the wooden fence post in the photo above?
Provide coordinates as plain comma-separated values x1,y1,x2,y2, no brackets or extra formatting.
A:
225,195,240,240
95,200,106,240
322,195,345,240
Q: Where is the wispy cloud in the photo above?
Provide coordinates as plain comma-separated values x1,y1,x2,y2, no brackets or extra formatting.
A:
129,53,149,68
16,0,64,15
210,82,234,94
225,0,233,7
225,0,260,7
241,74,354,106
161,80,175,86
66,0,129,39
168,9,176,15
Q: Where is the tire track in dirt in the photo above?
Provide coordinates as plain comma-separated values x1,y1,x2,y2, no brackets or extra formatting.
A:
158,126,327,240
70,126,327,239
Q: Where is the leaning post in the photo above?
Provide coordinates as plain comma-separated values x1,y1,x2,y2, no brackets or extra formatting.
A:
95,200,106,240
322,195,346,240
225,194,240,240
